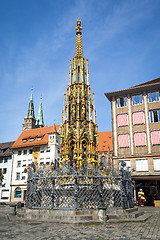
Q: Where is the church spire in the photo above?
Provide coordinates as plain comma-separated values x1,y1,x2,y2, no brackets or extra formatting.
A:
75,18,83,58
36,97,44,127
26,89,35,119
23,89,36,130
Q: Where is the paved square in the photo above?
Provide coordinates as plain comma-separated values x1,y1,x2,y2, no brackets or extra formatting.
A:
0,206,160,240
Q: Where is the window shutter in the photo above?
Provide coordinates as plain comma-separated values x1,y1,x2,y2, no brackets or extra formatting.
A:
135,132,146,146
133,111,144,125
118,134,129,148
151,131,160,145
117,114,128,127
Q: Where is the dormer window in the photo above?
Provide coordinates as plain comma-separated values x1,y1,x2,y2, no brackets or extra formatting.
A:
30,138,34,142
37,137,42,141
22,139,27,143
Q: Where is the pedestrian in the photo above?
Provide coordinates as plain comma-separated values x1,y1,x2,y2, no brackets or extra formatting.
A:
137,188,146,206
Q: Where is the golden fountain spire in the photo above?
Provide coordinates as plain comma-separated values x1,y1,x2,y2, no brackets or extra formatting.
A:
75,18,83,57
60,19,98,170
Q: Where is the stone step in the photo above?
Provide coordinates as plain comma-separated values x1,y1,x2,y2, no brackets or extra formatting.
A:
106,207,138,215
107,211,144,220
9,214,101,224
107,213,152,223
17,212,99,221
21,208,98,216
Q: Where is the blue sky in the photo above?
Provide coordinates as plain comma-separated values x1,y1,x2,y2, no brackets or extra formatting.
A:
0,0,160,143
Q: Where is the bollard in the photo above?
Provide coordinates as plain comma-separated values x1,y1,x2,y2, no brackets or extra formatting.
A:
10,203,17,215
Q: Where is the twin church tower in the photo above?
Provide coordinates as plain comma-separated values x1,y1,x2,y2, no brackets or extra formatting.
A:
23,19,98,167
22,90,44,130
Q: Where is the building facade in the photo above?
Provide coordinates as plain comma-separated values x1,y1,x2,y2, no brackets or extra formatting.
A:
0,141,14,202
60,19,98,169
105,78,160,205
11,124,60,202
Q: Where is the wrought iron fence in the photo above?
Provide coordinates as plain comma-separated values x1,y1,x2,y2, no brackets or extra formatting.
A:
25,161,134,209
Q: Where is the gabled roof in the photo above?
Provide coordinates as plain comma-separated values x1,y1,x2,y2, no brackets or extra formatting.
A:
0,141,15,157
11,125,59,149
105,77,160,101
98,131,113,153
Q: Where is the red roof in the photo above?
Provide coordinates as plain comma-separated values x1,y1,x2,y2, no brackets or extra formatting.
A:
11,124,59,149
98,131,113,153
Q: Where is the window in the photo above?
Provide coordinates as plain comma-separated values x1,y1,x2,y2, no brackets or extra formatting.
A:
118,134,129,148
46,162,50,165
22,176,25,180
148,91,159,102
153,159,160,171
136,159,148,171
30,138,34,142
150,110,160,123
15,187,21,198
151,130,160,145
46,147,50,152
37,137,42,141
132,94,143,105
18,151,22,155
17,161,21,167
117,114,128,127
117,97,127,108
22,139,27,143
16,172,20,180
134,132,146,147
4,158,8,163
29,149,33,154
0,159,3,163
133,111,144,125
23,150,27,155
1,190,9,199
119,160,131,170
3,168,7,174
50,136,54,140
40,148,44,153
22,160,26,167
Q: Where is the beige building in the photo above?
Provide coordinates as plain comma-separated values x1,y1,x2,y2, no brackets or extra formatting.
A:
105,78,160,205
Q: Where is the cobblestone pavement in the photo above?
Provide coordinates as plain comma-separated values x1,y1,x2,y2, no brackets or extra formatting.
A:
1,206,160,240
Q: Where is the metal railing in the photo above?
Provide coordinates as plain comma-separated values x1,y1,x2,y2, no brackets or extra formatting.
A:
25,161,134,209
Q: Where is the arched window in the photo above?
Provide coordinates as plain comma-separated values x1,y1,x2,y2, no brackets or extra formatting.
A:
15,187,21,198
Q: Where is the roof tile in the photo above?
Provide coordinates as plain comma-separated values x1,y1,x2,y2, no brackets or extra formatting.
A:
98,131,113,153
